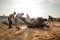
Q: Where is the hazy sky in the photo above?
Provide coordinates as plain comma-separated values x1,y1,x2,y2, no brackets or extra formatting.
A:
0,0,60,18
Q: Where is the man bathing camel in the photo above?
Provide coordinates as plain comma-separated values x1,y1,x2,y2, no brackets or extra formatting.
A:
8,12,16,29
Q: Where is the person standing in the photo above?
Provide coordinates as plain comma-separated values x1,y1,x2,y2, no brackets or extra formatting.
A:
8,12,16,29
15,13,24,30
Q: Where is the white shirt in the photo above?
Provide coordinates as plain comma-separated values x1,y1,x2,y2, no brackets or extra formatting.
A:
15,13,23,19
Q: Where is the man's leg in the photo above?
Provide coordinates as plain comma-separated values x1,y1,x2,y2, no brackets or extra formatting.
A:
15,19,20,30
8,18,12,28
9,21,12,28
16,23,21,30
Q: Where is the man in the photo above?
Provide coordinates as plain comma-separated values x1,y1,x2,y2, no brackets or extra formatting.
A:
48,15,53,27
8,12,16,29
15,13,24,30
48,15,53,21
26,14,30,19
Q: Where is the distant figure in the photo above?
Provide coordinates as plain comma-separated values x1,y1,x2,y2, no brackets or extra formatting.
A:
26,14,30,19
15,13,24,30
48,15,53,21
48,15,53,27
8,12,16,29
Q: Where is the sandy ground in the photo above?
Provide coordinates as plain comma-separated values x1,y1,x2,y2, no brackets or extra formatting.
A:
0,21,60,40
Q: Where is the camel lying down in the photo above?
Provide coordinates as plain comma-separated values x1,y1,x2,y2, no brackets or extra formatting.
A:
21,17,49,29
